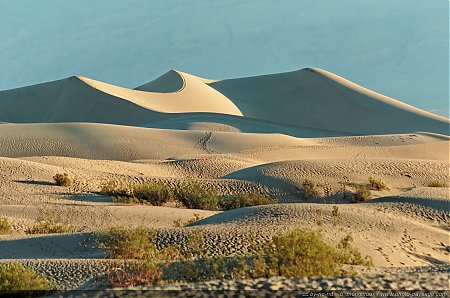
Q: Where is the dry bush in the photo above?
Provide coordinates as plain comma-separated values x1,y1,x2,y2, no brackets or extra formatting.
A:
221,192,276,210
53,173,72,187
427,180,447,188
100,180,134,198
299,179,321,199
134,182,174,206
349,186,371,203
174,213,204,228
368,176,388,190
0,217,13,235
26,214,74,234
174,182,220,211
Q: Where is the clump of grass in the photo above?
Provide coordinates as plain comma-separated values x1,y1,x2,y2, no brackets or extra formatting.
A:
26,214,74,234
53,173,72,187
174,182,220,211
349,186,371,203
0,262,54,292
368,176,388,190
0,217,13,235
298,179,321,199
427,180,447,188
221,192,276,210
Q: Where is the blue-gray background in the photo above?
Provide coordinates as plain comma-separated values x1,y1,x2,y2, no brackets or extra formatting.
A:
0,0,448,116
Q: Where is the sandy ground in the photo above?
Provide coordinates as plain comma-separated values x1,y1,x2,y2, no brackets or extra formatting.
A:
0,68,449,291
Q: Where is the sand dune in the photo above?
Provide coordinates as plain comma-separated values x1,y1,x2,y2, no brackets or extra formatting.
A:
1,67,449,291
210,68,450,135
1,68,448,136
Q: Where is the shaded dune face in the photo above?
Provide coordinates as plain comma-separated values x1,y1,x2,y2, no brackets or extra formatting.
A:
0,68,448,136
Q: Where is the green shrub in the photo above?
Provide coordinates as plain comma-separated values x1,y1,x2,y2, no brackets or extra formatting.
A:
427,180,447,188
135,182,173,206
174,182,220,211
0,217,13,235
0,262,54,292
299,179,321,199
349,186,371,203
53,173,72,187
221,192,276,210
368,177,387,190
26,214,74,234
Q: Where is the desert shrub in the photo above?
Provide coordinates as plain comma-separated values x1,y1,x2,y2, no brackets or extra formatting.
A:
0,217,13,235
171,228,372,282
98,226,159,259
134,182,173,206
26,214,74,234
299,179,321,199
368,177,387,190
98,226,180,287
174,182,220,211
174,213,203,228
112,196,141,204
336,234,373,267
53,173,72,187
427,180,447,188
0,262,54,292
349,186,371,203
100,180,134,198
264,228,342,277
99,227,372,286
331,206,339,218
221,192,276,210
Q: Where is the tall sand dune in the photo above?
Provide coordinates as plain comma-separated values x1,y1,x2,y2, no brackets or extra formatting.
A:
210,68,450,135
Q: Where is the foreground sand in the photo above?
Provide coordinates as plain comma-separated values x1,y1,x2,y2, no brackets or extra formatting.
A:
0,68,449,292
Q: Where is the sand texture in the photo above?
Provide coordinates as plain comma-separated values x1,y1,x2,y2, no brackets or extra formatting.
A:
0,68,448,292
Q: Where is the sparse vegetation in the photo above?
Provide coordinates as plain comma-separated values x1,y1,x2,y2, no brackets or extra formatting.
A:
174,213,204,227
100,180,134,198
53,173,72,187
299,179,321,199
349,186,371,203
98,227,372,287
0,262,54,292
101,180,277,211
26,214,74,234
174,182,220,211
332,206,339,218
368,176,388,191
134,182,174,206
427,180,447,188
221,192,276,210
0,217,13,235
